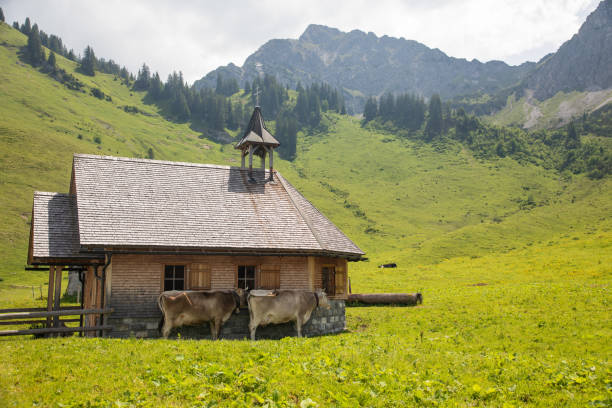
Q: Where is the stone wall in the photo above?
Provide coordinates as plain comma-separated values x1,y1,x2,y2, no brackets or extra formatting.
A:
106,299,345,339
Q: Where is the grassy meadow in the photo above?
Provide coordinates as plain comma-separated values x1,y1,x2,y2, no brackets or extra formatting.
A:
0,22,611,406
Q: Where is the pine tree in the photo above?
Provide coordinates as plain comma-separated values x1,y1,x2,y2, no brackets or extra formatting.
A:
566,122,580,149
173,92,191,121
47,51,57,72
21,17,31,36
13,22,19,30
67,49,76,61
0,7,5,23
134,63,151,91
79,46,96,76
149,72,163,100
26,24,45,66
425,94,443,140
363,97,378,122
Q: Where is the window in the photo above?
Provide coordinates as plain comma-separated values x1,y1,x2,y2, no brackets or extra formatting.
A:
164,265,185,291
259,265,280,289
237,265,255,290
322,266,335,296
190,263,211,290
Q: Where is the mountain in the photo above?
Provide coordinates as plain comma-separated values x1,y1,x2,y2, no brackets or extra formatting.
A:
195,24,534,112
522,0,612,100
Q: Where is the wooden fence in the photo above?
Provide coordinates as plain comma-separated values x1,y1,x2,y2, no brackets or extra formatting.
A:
0,307,113,337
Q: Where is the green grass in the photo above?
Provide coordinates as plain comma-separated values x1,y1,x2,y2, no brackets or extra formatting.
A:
1,233,609,407
0,22,611,406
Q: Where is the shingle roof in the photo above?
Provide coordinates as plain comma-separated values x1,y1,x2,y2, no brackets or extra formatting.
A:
30,192,103,262
71,154,363,257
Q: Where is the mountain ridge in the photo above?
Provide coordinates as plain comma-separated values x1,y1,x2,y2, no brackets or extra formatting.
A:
195,23,535,112
196,1,612,115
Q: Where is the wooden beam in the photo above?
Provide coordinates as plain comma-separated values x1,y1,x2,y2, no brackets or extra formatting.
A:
84,266,95,334
241,150,246,168
248,145,254,177
0,318,80,326
269,149,274,181
0,308,113,320
347,293,422,305
53,266,63,327
0,306,81,313
307,256,315,291
0,325,112,337
47,265,55,328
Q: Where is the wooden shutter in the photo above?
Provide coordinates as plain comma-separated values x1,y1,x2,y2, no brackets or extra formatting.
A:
335,265,346,295
259,265,280,289
189,264,211,289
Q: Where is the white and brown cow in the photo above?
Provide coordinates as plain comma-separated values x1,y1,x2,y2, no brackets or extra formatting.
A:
247,290,330,340
157,289,244,340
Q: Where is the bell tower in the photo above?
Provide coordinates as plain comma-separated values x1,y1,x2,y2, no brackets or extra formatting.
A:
235,106,280,182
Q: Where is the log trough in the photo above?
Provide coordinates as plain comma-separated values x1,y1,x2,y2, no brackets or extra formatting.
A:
347,293,422,306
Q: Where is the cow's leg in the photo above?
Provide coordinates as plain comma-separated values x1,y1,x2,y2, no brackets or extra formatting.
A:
209,320,217,340
296,317,303,338
161,319,173,339
213,317,223,340
249,319,258,340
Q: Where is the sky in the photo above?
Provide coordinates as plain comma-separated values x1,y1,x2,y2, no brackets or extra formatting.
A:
0,0,601,84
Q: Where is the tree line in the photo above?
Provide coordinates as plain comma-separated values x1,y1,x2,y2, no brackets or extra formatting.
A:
363,91,610,179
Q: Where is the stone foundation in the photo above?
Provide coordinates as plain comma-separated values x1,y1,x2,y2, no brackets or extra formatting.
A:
106,299,346,339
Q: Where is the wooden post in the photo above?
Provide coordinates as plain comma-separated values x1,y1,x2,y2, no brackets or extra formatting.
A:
84,266,95,335
95,273,102,326
241,151,246,169
53,266,62,327
46,266,55,328
269,149,274,181
307,256,315,291
248,145,253,178
260,153,265,170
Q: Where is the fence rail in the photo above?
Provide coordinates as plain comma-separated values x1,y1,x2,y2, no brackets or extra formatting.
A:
0,308,113,337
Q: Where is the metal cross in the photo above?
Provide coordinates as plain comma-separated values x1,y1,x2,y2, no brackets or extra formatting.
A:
253,86,261,107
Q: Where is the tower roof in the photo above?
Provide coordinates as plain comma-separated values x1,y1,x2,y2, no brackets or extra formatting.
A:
235,107,280,149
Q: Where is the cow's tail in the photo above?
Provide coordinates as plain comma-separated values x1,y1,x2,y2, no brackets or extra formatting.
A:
157,293,166,334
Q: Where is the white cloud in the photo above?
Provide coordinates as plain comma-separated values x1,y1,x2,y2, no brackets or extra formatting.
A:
0,0,600,83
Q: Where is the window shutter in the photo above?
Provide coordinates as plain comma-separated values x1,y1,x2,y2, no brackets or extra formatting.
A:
335,266,346,295
190,264,211,289
259,265,280,289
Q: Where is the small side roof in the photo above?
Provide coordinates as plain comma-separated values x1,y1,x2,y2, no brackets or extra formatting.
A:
29,192,103,264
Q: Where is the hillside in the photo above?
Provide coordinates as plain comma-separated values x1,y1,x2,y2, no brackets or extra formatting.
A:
195,24,534,113
1,20,610,292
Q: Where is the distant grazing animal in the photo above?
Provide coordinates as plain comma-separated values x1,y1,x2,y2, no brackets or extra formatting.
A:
157,289,244,339
248,290,330,340
378,263,397,268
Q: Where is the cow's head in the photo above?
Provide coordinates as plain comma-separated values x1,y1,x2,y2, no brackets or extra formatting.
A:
235,288,247,310
316,290,331,309
416,293,423,305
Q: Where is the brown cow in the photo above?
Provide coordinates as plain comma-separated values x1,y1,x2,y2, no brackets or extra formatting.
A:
247,290,330,340
157,289,244,339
